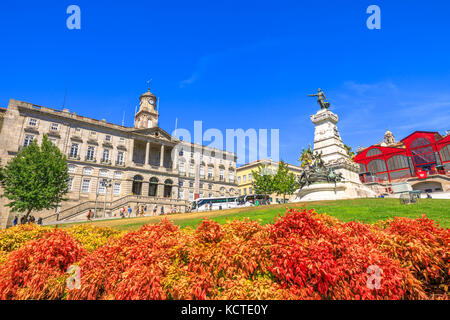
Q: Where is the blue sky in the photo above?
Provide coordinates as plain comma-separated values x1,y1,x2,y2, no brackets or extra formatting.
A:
1,0,449,165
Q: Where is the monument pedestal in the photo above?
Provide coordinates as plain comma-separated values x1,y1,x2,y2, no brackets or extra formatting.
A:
292,108,378,202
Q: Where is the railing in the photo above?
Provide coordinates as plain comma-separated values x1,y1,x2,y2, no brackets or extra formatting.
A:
42,195,190,224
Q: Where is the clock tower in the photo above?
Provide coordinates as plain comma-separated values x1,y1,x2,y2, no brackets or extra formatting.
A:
134,88,159,129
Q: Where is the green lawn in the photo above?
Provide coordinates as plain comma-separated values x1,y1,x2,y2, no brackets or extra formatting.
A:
57,198,450,231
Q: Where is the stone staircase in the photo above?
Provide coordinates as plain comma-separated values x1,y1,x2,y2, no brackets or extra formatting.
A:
41,195,189,224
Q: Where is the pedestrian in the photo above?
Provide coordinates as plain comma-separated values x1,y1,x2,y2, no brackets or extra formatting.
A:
161,205,165,215
127,206,132,217
153,205,158,216
87,210,92,221
20,215,27,224
37,217,42,225
13,216,18,226
144,205,147,215
30,216,36,223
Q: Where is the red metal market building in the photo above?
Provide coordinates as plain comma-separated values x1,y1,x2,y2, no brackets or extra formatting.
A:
353,130,450,193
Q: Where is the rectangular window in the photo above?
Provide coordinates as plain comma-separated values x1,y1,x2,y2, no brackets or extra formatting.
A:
23,135,34,147
248,173,252,181
81,179,91,193
98,181,106,194
99,169,108,177
105,135,111,142
189,181,194,188
189,191,194,201
238,176,241,183
68,177,74,191
68,165,75,173
50,123,59,131
49,138,57,145
229,171,234,182
243,175,247,182
113,183,121,195
102,149,110,162
243,188,247,195
70,143,79,158
28,118,37,126
179,189,184,199
119,137,125,143
86,146,95,161
249,187,253,194
208,167,213,179
117,151,124,165
220,169,224,181
83,167,93,175
114,171,122,179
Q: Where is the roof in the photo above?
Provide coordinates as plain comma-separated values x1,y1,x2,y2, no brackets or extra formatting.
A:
400,130,441,142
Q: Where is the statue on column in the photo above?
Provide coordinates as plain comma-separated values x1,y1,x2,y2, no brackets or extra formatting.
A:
308,88,330,109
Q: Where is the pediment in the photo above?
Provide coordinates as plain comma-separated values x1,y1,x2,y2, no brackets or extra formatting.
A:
132,127,179,143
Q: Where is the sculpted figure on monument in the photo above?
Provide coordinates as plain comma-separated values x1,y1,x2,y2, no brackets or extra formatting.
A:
298,149,343,189
308,88,330,109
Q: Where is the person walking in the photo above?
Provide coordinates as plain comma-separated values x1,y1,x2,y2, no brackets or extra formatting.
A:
127,206,132,217
13,216,18,226
161,205,165,215
144,205,147,215
153,205,158,216
37,217,42,225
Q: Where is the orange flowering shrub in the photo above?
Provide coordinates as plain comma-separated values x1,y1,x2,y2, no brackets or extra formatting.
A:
67,219,187,300
377,216,449,297
268,209,423,300
0,229,86,300
0,210,447,300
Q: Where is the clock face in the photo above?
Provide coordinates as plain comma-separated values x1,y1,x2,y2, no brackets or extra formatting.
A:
148,98,155,105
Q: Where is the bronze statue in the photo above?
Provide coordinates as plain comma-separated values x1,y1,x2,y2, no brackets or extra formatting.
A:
308,88,330,109
298,151,343,189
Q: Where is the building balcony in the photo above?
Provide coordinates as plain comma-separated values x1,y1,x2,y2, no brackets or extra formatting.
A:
115,161,125,167
85,156,96,162
101,159,112,165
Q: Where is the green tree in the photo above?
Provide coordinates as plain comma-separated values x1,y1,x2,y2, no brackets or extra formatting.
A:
251,164,275,198
299,145,314,168
0,134,69,219
344,144,355,159
273,161,299,203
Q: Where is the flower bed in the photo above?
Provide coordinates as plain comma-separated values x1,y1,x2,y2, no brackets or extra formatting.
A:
0,209,448,300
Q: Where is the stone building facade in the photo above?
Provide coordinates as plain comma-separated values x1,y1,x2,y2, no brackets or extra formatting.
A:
0,90,237,228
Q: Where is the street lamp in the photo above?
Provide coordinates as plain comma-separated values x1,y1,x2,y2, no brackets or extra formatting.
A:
95,178,112,219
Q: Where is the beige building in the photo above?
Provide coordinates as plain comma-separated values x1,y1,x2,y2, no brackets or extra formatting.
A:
236,159,303,204
0,89,237,228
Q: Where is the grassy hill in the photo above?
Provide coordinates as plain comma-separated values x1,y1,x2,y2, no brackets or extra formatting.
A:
55,198,450,231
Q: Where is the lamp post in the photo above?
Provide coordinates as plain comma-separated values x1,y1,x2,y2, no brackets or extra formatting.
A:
101,178,112,218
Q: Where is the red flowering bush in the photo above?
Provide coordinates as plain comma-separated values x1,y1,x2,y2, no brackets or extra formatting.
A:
377,216,449,297
0,210,447,300
0,229,86,300
268,209,423,299
67,219,187,300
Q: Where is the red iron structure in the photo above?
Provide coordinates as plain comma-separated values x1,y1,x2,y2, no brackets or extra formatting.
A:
354,131,450,184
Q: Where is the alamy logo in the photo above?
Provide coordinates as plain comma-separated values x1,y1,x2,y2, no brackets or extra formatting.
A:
366,5,381,30
66,5,81,30
66,265,81,289
366,265,382,289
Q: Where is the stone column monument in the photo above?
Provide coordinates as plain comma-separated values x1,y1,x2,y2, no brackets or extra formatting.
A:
291,89,378,201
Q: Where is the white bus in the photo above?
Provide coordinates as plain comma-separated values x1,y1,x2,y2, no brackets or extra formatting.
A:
191,196,239,212
190,194,270,212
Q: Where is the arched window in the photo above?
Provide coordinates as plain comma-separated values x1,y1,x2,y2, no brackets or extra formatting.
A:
219,187,226,196
83,167,93,175
132,175,143,195
367,159,387,174
387,155,409,171
366,148,382,157
229,188,235,195
439,144,450,162
411,137,431,149
164,179,173,198
149,177,158,197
